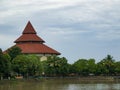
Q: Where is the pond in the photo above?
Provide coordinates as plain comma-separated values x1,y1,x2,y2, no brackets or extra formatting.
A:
0,79,120,90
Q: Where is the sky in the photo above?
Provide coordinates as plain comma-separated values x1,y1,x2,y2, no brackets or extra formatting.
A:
0,0,120,63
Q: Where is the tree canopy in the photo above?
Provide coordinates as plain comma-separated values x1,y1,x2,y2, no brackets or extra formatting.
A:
0,47,120,79
0,48,11,78
12,54,42,77
7,46,22,60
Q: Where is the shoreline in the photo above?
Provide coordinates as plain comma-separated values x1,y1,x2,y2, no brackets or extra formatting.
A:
0,76,120,83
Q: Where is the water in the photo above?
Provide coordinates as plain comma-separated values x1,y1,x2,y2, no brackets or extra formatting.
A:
0,79,120,90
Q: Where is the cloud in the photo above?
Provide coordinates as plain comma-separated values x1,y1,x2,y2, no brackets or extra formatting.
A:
0,0,120,62
1,0,120,41
0,0,81,22
96,30,120,40
42,27,90,35
0,34,15,50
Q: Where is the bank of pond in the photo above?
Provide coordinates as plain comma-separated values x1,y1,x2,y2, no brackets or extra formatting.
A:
0,76,120,84
0,78,120,90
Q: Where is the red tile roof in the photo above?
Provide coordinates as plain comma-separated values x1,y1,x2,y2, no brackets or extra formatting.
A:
22,21,36,34
14,21,45,43
14,34,45,43
16,43,60,55
13,21,61,55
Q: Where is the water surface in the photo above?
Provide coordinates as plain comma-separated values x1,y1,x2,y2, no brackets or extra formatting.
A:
0,79,120,90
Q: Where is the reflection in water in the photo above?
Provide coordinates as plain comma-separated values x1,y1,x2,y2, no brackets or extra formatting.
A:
0,80,120,90
67,84,120,90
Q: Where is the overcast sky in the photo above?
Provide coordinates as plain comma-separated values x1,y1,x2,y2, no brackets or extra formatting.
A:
0,0,120,63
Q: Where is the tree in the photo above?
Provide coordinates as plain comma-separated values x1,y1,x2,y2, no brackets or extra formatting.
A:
96,55,115,75
0,48,11,79
96,61,108,75
2,54,11,75
12,54,42,77
73,59,89,76
56,57,69,76
114,61,120,75
0,48,5,77
68,64,75,74
7,46,22,60
43,56,69,76
26,55,42,76
87,59,96,74
42,56,59,76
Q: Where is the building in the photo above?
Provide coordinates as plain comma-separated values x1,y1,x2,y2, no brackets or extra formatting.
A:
8,21,61,61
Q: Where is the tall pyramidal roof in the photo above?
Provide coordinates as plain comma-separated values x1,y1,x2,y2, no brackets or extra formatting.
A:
22,21,36,34
13,21,60,55
14,21,45,43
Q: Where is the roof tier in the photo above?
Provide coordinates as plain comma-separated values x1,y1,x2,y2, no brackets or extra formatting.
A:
14,34,45,43
14,21,45,43
16,43,61,55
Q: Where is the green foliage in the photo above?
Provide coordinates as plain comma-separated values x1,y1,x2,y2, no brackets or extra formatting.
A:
0,49,11,77
73,59,96,76
73,59,88,75
0,47,120,78
2,54,11,74
87,59,96,74
114,61,120,75
0,48,2,55
96,62,108,75
42,56,69,76
7,46,22,60
12,54,42,77
96,55,115,75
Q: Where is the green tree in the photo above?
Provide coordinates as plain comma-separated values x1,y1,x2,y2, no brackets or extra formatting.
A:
7,46,22,60
26,55,42,76
0,48,5,78
114,61,120,75
68,64,75,74
87,59,96,74
56,57,69,76
43,56,59,76
2,54,11,75
0,49,11,79
96,61,108,75
12,55,42,77
43,56,69,76
96,55,115,75
73,59,88,76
